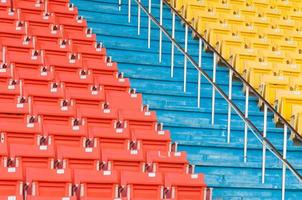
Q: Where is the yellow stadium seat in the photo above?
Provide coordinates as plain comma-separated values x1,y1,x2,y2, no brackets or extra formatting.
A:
206,22,232,49
249,34,270,51
243,60,273,90
291,28,302,47
204,0,223,6
252,0,270,11
276,37,298,55
171,0,183,12
290,0,301,8
214,2,232,17
274,0,293,14
263,25,285,41
229,0,246,7
290,76,302,91
172,0,191,13
276,16,295,34
287,49,302,64
252,13,270,32
275,63,301,78
260,47,286,66
239,3,257,21
289,9,302,23
274,90,302,123
224,10,245,28
232,46,257,74
219,34,244,59
259,75,290,107
185,1,206,23
195,9,219,35
290,105,302,139
236,23,257,40
265,6,282,21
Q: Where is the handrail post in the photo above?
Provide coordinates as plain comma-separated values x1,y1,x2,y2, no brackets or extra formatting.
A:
197,38,202,108
244,86,249,163
227,69,233,143
171,11,175,78
147,0,151,48
137,0,141,35
211,53,217,125
282,124,288,200
159,0,163,62
262,104,267,183
118,0,121,11
184,23,188,93
128,0,131,22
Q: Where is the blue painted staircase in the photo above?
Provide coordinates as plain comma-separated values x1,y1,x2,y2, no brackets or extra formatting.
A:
71,0,302,199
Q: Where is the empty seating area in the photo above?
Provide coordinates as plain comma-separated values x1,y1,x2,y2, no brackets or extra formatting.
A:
170,0,302,136
0,0,207,199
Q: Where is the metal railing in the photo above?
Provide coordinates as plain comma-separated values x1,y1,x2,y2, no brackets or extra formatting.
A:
120,0,302,199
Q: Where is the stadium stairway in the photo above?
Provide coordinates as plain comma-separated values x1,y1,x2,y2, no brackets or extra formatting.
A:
71,0,302,199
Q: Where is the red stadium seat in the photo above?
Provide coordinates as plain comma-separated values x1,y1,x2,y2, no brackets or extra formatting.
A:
25,167,72,197
16,66,55,82
0,9,18,24
101,145,144,172
43,119,87,146
88,125,130,149
0,115,42,139
0,160,23,198
0,97,29,115
10,136,55,169
164,173,207,199
131,129,171,152
56,138,100,170
74,169,119,199
105,90,143,111
121,171,163,200
146,150,188,173
94,74,130,91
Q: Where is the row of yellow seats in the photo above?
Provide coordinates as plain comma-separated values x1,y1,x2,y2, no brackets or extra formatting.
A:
186,4,302,24
187,7,302,35
259,88,302,136
273,89,302,123
217,34,299,58
232,45,302,75
207,23,302,50
173,0,302,17
244,62,302,90
179,0,302,22
186,11,302,52
178,1,302,40
258,75,302,106
290,104,302,138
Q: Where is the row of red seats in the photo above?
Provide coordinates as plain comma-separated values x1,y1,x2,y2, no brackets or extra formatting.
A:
0,43,119,80
1,143,185,174
0,114,170,147
0,167,206,199
0,86,153,119
0,124,172,154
